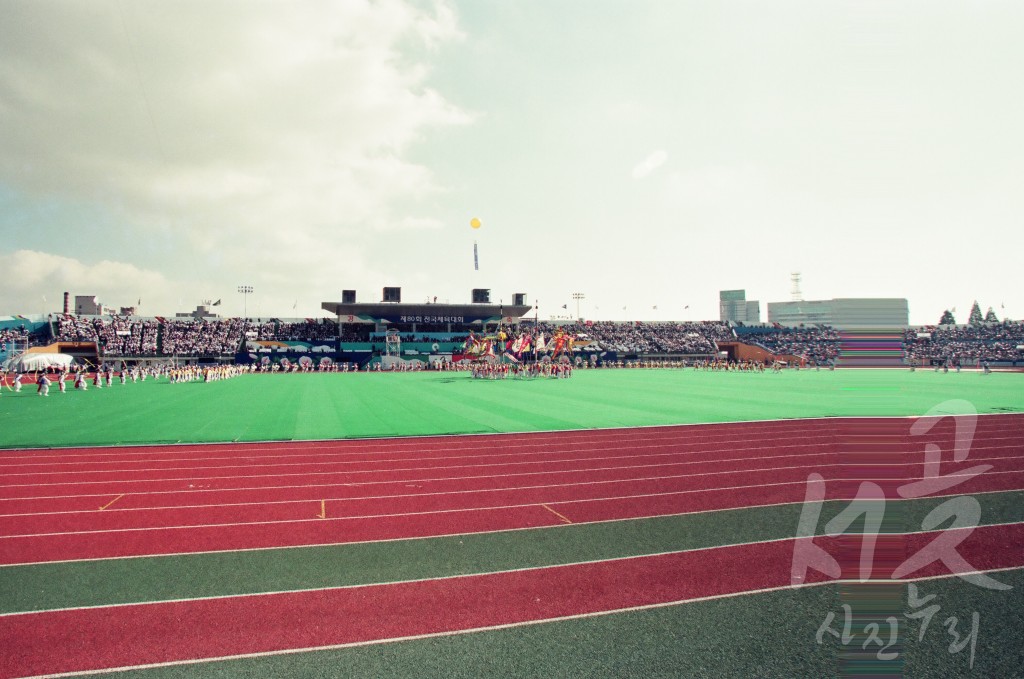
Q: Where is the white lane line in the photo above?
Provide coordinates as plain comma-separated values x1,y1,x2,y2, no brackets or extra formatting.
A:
10,564,1024,679
2,470,1022,540
4,487,1021,569
1,452,1022,519
2,440,1021,493
4,521,1022,619
0,428,841,466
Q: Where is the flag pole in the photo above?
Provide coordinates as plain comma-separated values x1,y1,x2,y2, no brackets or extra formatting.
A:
534,300,539,365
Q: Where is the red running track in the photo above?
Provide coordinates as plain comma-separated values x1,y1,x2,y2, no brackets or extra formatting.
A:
0,416,1022,565
1,522,1022,678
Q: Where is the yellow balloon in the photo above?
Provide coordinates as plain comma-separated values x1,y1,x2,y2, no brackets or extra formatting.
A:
470,217,481,229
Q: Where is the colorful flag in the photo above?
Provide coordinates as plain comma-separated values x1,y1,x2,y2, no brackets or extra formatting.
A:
535,333,547,351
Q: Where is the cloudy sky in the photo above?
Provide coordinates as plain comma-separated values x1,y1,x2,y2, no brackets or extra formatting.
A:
1,0,1021,324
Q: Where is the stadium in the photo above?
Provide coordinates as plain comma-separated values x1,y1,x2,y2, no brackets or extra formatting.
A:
3,2,1024,676
1,287,1023,678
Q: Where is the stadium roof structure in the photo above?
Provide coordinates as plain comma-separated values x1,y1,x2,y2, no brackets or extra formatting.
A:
322,302,533,325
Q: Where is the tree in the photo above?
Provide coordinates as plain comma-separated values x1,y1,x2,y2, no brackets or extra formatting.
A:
968,301,983,326
985,307,999,323
938,309,956,325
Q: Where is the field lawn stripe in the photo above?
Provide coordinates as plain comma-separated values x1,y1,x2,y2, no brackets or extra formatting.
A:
1,524,1021,679
2,472,1023,565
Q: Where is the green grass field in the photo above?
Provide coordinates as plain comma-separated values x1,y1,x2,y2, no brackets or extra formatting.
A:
2,368,1022,677
1,369,1022,449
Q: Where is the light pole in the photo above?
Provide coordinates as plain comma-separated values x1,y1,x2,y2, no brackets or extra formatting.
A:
572,292,585,321
238,285,253,319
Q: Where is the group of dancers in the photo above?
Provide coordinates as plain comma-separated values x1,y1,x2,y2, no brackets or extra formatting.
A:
2,366,120,396
1,363,226,396
470,360,573,380
463,327,575,363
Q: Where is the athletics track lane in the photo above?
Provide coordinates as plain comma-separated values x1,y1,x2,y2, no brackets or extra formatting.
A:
1,523,1021,678
0,416,1022,565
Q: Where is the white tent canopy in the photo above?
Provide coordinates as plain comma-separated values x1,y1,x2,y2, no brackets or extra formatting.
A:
4,353,76,372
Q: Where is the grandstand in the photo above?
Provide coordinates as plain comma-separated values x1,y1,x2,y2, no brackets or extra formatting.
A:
4,300,1024,371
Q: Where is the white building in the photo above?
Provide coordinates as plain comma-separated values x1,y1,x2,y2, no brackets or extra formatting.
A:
74,295,114,316
719,290,761,324
767,298,908,329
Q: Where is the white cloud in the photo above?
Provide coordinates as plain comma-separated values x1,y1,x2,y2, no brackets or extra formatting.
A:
631,150,668,179
0,250,171,313
0,0,471,315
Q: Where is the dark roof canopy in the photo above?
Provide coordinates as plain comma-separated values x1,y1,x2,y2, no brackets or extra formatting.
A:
322,302,532,324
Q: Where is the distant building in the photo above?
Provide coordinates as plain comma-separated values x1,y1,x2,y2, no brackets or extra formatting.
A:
719,290,761,324
767,298,908,329
74,295,114,316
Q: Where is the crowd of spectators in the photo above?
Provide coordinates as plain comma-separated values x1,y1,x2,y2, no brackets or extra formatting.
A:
526,321,734,354
245,320,339,342
54,316,99,342
275,320,338,342
1,327,29,342
248,321,278,341
340,325,373,342
161,319,247,356
53,316,159,355
96,317,159,355
35,313,1024,364
1,327,30,355
741,326,841,364
904,321,1024,363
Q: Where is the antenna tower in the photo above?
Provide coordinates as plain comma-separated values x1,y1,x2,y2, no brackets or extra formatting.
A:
790,272,804,302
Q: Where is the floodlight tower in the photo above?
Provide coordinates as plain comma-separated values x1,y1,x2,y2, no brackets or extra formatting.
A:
572,292,585,321
238,285,253,318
